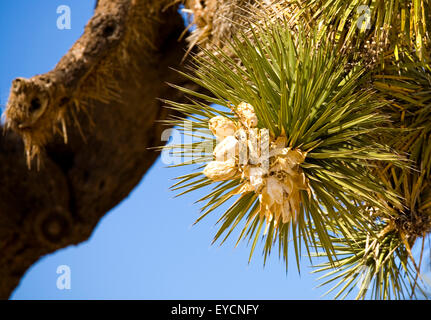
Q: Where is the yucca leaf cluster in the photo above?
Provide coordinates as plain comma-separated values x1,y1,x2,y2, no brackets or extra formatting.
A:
162,0,431,299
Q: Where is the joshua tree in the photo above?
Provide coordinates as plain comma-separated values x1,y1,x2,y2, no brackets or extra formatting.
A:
2,0,431,299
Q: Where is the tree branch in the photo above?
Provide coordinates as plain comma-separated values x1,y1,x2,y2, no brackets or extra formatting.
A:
0,0,197,298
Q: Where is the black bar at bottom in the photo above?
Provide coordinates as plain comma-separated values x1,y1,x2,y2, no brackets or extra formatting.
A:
1,300,428,318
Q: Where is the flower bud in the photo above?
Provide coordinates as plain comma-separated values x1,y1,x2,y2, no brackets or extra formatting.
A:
213,135,238,161
237,102,258,128
248,166,265,190
208,116,236,141
203,159,237,181
266,176,284,204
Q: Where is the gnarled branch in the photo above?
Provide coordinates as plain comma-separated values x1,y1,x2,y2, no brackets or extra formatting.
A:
0,0,198,298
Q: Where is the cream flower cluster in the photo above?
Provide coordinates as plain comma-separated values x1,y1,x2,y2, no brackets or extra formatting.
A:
203,102,310,232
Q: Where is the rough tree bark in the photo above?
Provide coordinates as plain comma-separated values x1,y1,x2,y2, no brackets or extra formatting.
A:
0,0,198,298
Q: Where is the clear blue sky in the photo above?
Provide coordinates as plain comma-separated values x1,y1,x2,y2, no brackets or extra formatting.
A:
3,1,427,300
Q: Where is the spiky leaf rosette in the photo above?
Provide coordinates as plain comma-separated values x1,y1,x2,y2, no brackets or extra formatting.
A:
310,54,431,300
161,23,404,269
246,0,430,65
374,58,431,224
373,56,431,292
312,221,428,300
